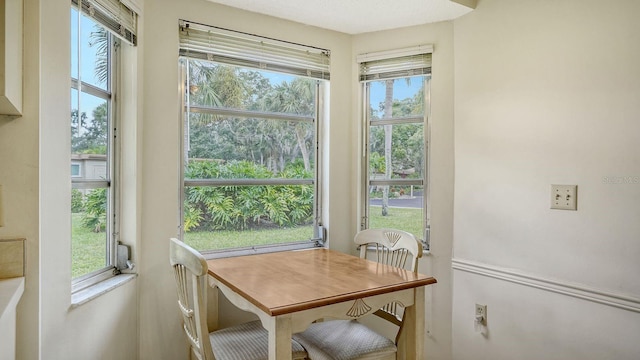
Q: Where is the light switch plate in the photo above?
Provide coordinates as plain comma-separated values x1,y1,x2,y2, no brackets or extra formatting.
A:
551,184,577,210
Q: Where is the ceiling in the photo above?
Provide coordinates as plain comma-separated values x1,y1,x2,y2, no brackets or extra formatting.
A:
206,0,475,35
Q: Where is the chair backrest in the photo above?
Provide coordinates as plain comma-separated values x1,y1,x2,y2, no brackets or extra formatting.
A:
354,228,422,272
170,238,215,360
354,228,423,341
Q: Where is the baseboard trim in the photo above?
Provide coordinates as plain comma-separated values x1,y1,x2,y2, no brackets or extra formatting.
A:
452,258,640,313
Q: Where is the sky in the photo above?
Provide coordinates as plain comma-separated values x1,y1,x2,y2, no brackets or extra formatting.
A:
368,76,423,114
71,7,107,120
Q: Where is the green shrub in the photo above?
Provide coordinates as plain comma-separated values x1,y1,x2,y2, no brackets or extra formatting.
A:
82,188,107,232
71,189,85,213
184,160,313,232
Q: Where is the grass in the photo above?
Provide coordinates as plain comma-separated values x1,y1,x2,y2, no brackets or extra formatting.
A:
71,205,423,276
72,213,108,278
368,205,423,238
184,226,315,251
185,205,423,251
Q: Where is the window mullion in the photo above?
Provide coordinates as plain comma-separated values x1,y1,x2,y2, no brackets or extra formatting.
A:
187,105,314,123
184,179,314,186
370,116,423,126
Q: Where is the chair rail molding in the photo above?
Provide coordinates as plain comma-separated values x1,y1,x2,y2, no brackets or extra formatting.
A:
452,258,640,313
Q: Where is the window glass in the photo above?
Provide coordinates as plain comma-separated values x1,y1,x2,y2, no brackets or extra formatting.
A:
188,63,313,116
72,91,108,154
77,9,109,91
71,188,109,277
71,163,81,177
364,76,429,241
71,7,115,280
182,59,322,253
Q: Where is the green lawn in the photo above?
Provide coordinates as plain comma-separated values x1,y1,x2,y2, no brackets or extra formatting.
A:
72,213,108,278
368,205,423,238
184,226,314,251
71,206,423,276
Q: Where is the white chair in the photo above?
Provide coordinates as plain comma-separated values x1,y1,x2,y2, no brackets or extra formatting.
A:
292,229,423,360
169,238,309,360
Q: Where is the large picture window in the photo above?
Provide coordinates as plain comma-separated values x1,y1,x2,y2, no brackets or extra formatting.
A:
179,21,329,257
359,47,432,249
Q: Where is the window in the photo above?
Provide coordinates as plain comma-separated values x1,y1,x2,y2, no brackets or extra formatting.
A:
70,0,137,290
358,46,432,249
178,20,330,257
71,163,81,177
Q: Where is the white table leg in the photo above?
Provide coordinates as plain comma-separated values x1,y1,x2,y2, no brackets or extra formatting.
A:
403,286,425,359
207,286,219,331
268,315,293,360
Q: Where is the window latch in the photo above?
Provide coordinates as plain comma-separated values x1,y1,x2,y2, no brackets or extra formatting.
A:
116,243,135,271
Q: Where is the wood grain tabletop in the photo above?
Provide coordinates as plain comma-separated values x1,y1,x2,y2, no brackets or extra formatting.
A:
207,248,436,316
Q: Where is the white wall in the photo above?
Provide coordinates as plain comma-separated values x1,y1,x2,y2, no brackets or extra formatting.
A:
452,0,640,359
0,0,142,359
0,0,40,357
352,22,455,360
139,1,352,358
15,0,640,358
38,0,140,359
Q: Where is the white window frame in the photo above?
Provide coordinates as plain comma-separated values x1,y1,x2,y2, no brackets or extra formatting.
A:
70,1,131,292
358,46,432,250
178,20,329,258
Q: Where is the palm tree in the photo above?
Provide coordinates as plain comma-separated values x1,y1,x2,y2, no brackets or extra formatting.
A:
89,26,109,86
380,77,415,216
260,78,315,172
185,61,246,163
381,79,394,216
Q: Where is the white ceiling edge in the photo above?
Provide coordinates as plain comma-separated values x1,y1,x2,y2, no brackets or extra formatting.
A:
205,0,474,35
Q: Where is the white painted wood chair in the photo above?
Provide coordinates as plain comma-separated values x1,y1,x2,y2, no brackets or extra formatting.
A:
292,229,423,360
169,238,309,360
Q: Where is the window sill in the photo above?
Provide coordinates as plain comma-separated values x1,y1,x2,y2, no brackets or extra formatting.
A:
71,273,136,308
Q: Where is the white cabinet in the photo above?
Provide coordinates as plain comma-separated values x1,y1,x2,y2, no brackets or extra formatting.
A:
0,278,24,360
0,0,22,117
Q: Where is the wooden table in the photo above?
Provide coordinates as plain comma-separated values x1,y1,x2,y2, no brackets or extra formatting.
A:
207,248,437,360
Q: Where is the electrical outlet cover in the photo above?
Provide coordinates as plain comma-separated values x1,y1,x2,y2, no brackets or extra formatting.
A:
551,184,577,210
475,304,487,317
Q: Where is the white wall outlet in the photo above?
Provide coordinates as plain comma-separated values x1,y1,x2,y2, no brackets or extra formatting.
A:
475,304,487,320
474,303,487,332
551,184,577,210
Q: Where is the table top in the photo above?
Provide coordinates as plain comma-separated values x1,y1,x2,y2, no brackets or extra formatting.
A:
207,248,436,316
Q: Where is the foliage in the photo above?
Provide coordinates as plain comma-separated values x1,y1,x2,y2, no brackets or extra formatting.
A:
71,189,85,213
185,61,316,174
71,103,108,154
181,60,318,234
369,152,386,174
82,188,107,232
183,204,203,232
369,79,425,177
72,213,107,278
89,25,109,86
184,160,313,232
183,206,423,252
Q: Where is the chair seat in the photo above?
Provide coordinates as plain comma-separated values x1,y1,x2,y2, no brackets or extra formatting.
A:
210,320,308,360
293,320,396,360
